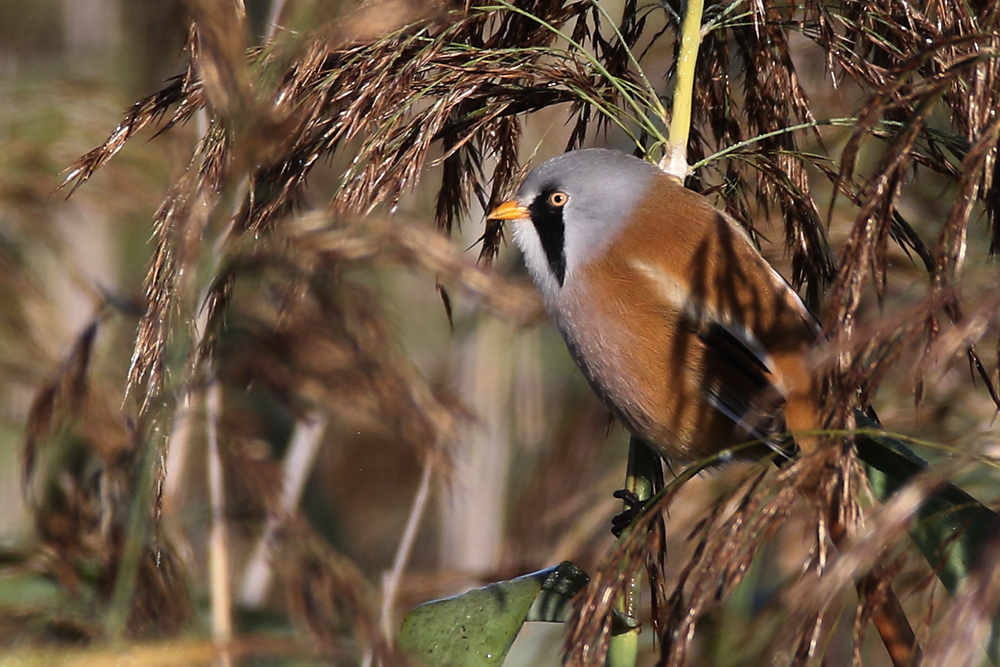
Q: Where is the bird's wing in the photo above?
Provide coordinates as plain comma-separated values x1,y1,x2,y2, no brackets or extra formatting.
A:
695,318,793,455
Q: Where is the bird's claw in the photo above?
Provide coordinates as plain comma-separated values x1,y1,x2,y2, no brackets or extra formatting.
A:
611,488,646,537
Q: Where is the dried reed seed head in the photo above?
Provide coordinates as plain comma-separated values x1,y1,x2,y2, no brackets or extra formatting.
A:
274,518,408,665
44,1,1000,659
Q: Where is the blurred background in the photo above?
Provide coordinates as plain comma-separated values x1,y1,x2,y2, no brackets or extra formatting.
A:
0,0,997,665
0,0,184,543
0,3,636,662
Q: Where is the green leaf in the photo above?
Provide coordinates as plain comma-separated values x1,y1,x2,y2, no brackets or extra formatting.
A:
398,562,588,666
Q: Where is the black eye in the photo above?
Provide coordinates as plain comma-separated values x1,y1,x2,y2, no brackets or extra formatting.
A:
548,191,568,207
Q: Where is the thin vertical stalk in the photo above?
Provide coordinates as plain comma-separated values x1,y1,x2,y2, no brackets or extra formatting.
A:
206,377,233,667
265,0,286,37
239,412,329,607
162,402,193,515
103,420,162,639
606,436,658,667
160,107,212,529
661,0,705,179
361,454,437,667
380,455,435,637
439,318,513,572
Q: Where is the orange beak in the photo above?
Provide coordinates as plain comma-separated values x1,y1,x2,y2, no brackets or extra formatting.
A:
486,200,530,221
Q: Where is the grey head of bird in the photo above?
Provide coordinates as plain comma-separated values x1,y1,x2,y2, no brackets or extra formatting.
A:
491,148,663,301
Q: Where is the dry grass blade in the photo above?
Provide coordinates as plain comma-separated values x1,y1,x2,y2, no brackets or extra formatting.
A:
57,71,199,195
57,0,1000,417
934,116,1000,285
17,312,193,640
184,0,251,121
127,165,218,410
285,214,543,324
823,43,1000,416
62,1,674,416
213,272,460,453
830,94,938,334
660,456,848,666
193,212,543,468
275,518,409,666
818,289,990,412
22,320,99,491
29,0,1000,663
562,450,858,666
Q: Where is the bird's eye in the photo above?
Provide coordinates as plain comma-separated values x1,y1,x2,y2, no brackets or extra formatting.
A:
549,192,569,207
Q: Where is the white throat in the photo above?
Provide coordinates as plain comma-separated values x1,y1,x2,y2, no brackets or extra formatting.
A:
511,218,563,304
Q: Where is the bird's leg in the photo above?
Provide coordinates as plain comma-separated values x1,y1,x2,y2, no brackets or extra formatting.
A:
610,437,663,538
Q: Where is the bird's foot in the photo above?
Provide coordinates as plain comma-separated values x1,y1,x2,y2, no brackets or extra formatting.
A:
611,488,647,537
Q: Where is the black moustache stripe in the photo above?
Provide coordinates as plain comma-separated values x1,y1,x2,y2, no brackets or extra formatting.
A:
529,188,567,287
